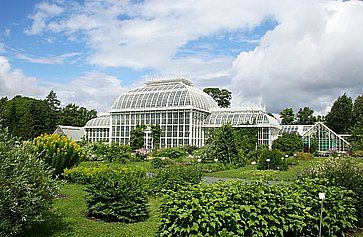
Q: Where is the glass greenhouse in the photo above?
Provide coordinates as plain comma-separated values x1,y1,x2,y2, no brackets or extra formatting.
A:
280,122,350,153
84,77,281,149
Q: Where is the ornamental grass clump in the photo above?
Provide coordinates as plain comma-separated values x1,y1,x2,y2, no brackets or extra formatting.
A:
0,126,58,237
85,167,149,223
32,134,82,175
157,178,357,237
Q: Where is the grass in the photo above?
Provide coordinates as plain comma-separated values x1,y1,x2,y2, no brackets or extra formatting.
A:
204,158,324,181
23,184,161,237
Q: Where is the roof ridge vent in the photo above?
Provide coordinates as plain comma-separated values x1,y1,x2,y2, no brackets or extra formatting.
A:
144,75,193,86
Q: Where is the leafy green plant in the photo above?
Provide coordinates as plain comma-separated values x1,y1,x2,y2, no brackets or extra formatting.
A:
85,167,149,223
63,164,110,184
32,133,82,175
156,147,187,159
0,126,58,237
257,148,288,171
272,132,304,155
158,179,357,237
151,166,202,194
301,158,363,223
151,157,175,169
104,143,132,163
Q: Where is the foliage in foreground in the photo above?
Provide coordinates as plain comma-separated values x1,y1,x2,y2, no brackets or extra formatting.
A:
32,133,82,175
301,157,363,223
151,166,202,194
158,179,357,237
0,126,58,237
85,167,149,223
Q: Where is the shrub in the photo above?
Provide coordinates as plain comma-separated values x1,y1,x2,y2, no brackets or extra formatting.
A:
0,127,58,236
352,150,363,158
85,167,148,223
295,152,314,160
197,162,234,173
151,157,175,169
63,165,110,184
151,166,202,194
182,145,199,155
157,147,186,159
272,132,304,155
301,158,363,223
82,142,109,161
257,148,288,170
32,134,82,175
104,143,132,163
158,179,357,237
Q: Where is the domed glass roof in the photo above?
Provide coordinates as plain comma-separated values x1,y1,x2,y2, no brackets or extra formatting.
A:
110,77,218,111
85,115,110,127
204,108,281,128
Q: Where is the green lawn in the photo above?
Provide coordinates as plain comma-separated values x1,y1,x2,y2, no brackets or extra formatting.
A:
204,158,324,181
23,184,161,237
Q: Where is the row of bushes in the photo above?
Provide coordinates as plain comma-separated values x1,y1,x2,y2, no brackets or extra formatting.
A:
64,165,202,222
158,178,357,237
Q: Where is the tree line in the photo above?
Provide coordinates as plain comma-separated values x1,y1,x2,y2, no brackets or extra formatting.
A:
0,91,97,140
279,94,363,134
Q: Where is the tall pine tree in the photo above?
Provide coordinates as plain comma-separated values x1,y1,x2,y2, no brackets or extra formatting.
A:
325,94,353,134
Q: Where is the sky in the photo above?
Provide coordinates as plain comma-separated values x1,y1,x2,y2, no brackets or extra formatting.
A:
0,0,363,114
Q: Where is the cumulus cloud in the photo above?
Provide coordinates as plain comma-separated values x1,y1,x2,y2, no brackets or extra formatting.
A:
231,0,363,113
26,0,292,68
0,56,45,98
0,55,124,112
24,0,363,114
50,71,125,112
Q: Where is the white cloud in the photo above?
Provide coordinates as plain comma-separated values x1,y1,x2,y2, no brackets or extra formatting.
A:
0,55,124,112
25,0,363,114
50,71,125,112
14,52,79,65
0,56,45,98
26,2,64,35
231,0,363,113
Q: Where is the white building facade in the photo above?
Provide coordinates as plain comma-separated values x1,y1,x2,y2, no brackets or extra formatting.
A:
84,77,281,149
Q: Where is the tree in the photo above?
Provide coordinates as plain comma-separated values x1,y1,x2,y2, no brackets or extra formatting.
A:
0,97,8,115
279,108,295,125
59,103,97,127
151,124,161,151
353,95,363,125
325,94,353,134
45,91,61,130
130,125,146,150
213,124,239,164
272,132,304,155
296,107,316,125
350,121,363,152
203,88,232,108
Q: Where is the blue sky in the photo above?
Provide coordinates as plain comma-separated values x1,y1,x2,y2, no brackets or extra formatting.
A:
0,0,363,113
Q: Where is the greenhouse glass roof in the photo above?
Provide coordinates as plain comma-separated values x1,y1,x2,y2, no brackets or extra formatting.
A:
203,108,280,128
85,115,110,128
110,77,218,111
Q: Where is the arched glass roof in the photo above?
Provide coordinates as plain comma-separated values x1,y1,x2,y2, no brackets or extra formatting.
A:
85,116,110,128
111,78,218,111
203,108,280,128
